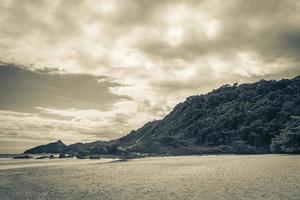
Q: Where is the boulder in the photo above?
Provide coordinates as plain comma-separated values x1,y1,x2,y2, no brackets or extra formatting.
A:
35,156,48,159
13,155,33,159
59,153,66,158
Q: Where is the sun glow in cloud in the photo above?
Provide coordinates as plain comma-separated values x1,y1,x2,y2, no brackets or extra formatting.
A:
163,4,190,46
94,0,116,15
166,26,184,46
204,19,220,39
209,58,225,74
180,67,195,80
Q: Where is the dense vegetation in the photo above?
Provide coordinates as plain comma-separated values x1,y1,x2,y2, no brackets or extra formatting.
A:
116,75,300,155
271,116,300,153
25,75,300,155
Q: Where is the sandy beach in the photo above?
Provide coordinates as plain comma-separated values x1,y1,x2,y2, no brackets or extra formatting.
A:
0,155,299,200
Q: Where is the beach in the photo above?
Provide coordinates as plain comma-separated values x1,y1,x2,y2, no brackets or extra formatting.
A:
0,155,299,200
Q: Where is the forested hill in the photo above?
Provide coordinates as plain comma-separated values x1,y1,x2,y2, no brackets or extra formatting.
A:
25,75,300,155
116,75,300,154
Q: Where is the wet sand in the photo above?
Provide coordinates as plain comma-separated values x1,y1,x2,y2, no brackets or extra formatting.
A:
0,155,299,200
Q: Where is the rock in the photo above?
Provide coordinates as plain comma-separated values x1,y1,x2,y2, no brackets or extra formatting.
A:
35,156,48,159
65,154,74,158
59,153,74,158
89,155,100,159
75,154,87,159
59,153,66,158
13,155,33,159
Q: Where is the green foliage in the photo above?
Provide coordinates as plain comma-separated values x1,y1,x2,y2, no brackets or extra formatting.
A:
271,117,300,153
118,75,300,154
90,146,108,154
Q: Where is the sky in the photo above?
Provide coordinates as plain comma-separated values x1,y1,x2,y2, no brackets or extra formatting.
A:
1,0,300,153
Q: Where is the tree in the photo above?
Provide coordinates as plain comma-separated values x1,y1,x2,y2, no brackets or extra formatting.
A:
271,116,300,153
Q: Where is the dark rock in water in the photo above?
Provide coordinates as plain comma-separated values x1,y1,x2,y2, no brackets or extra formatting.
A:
24,140,66,154
49,155,56,159
59,153,66,158
75,154,87,159
35,156,48,159
58,154,74,158
89,155,100,159
13,155,33,159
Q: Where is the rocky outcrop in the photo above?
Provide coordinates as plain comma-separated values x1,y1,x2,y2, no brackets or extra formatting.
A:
24,140,66,154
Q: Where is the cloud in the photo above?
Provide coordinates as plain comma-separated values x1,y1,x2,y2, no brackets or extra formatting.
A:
35,99,159,138
0,63,128,112
0,110,98,143
0,0,300,151
0,100,157,143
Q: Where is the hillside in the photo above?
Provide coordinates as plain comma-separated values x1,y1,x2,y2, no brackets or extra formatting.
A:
24,140,66,154
24,75,300,155
116,75,300,154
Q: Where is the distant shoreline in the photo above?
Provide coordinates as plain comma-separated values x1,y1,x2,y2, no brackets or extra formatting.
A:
1,153,299,161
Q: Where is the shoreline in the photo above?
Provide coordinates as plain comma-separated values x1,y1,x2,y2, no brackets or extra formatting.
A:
1,155,299,199
1,154,298,171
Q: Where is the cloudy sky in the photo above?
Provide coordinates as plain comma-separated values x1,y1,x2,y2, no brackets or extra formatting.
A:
1,0,300,153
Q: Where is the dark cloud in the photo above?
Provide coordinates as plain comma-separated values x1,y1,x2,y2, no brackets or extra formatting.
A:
134,0,300,66
0,0,83,43
0,62,129,112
